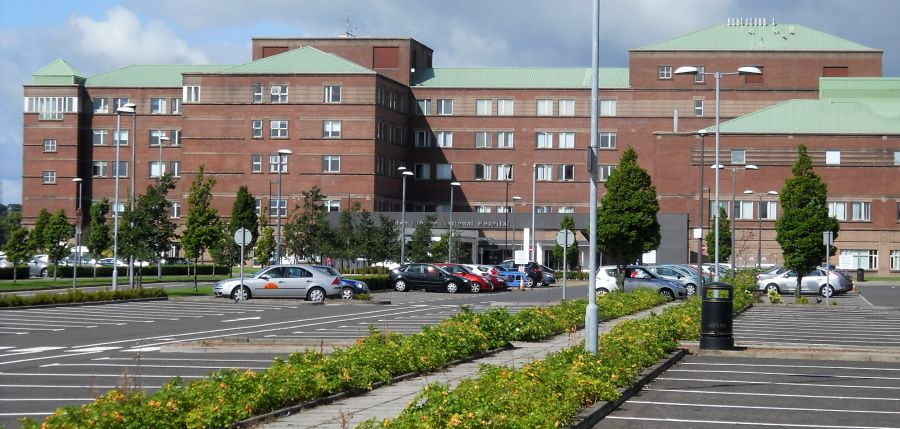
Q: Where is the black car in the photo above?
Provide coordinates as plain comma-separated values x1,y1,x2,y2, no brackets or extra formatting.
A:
500,260,544,288
539,264,557,285
389,263,474,293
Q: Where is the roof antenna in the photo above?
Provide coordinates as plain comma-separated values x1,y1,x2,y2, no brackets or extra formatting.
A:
343,16,357,37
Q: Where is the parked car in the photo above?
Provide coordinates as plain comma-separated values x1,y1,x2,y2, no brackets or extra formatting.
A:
756,266,788,282
160,257,189,265
647,264,700,296
27,255,49,277
96,257,128,267
389,263,474,293
311,265,370,299
594,266,622,295
756,269,851,297
436,263,493,293
461,264,509,290
539,264,557,286
213,264,341,301
499,260,544,287
596,265,687,300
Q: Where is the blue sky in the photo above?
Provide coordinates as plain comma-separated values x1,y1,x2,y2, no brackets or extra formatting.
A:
3,0,899,205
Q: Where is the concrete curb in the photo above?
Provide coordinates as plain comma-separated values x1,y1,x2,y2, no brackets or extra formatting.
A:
681,342,900,362
567,348,689,429
0,296,168,310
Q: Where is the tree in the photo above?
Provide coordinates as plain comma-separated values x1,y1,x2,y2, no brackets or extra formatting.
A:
552,215,579,270
210,223,238,274
256,226,275,266
596,147,661,281
374,214,400,264
44,209,75,280
29,208,51,253
332,203,360,269
86,199,112,278
407,215,437,263
229,186,259,265
181,166,222,290
3,213,30,282
355,210,377,265
283,186,331,263
705,206,732,264
776,144,839,298
431,230,464,263
129,175,177,287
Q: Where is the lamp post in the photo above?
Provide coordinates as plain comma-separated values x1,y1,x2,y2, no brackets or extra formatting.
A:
448,181,461,263
512,196,522,255
530,163,536,262
504,181,511,260
675,65,762,281
712,164,758,274
586,0,600,356
745,190,778,268
72,178,83,290
399,167,414,263
127,105,137,289
112,102,135,291
274,149,292,264
696,129,707,292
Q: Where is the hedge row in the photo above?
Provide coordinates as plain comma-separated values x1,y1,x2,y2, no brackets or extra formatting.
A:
1,264,232,279
22,289,669,429
345,274,391,291
0,267,29,280
0,288,167,308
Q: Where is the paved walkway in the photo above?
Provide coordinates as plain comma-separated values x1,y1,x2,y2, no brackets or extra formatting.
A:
257,303,679,428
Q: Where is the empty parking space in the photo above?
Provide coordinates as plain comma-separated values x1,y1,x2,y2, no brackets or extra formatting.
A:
734,305,900,349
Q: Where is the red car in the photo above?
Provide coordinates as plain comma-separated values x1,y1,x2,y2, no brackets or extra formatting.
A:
435,263,493,293
462,264,509,290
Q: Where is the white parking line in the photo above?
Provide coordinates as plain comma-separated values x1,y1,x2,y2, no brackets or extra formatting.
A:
0,326,65,331
41,363,269,370
95,357,276,363
0,384,163,388
682,362,900,372
629,400,900,415
220,316,261,322
0,316,122,325
667,369,900,380
604,416,900,428
658,377,900,390
0,372,205,378
645,388,900,402
0,347,65,357
0,398,94,401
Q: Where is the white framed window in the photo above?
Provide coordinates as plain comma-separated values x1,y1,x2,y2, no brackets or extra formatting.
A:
325,200,341,212
415,130,432,147
600,99,616,116
891,250,900,270
852,202,871,221
894,152,900,166
694,65,706,83
536,164,553,181
324,85,342,103
536,206,552,214
476,99,492,116
828,201,847,221
497,131,514,148
270,85,288,103
497,99,514,116
558,206,575,213
475,205,492,213
497,164,513,181
252,84,263,103
559,99,575,116
658,65,673,79
437,99,453,115
436,163,453,180
171,98,181,114
475,131,492,148
436,131,453,148
113,98,130,110
760,201,778,220
536,132,553,149
93,98,109,114
599,132,616,149
111,202,125,216
559,164,575,181
734,201,754,220
93,130,108,146
151,98,167,114
270,199,287,218
323,155,341,173
323,120,342,138
43,139,57,152
183,86,200,103
150,161,166,178
114,129,129,146
270,120,288,138
33,96,77,119
497,206,511,214
92,161,108,177
475,164,492,181
841,249,878,270
169,161,181,177
252,120,263,138
42,170,57,184
536,99,553,116
114,161,128,178
170,130,181,146
251,154,262,173
826,151,841,165
269,154,288,173
169,202,181,219
598,165,615,182
414,163,431,179
416,99,431,115
558,132,575,149
694,99,704,117
731,149,746,165
255,199,262,216
149,130,167,147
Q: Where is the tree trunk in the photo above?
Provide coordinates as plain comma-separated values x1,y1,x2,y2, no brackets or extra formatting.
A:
795,275,802,299
193,258,199,292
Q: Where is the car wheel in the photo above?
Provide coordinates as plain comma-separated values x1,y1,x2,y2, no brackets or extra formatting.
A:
524,276,535,288
685,283,697,296
394,279,408,292
341,287,355,300
596,288,610,297
820,284,834,298
446,282,459,294
469,281,481,293
40,268,48,278
659,288,675,300
307,287,326,302
231,286,250,301
765,283,780,294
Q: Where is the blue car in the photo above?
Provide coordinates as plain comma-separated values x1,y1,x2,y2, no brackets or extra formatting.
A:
312,265,370,299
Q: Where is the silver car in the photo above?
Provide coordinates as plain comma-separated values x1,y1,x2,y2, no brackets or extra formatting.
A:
756,269,850,297
622,266,688,300
647,265,700,296
214,264,341,301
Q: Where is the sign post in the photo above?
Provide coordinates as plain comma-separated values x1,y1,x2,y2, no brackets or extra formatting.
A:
234,228,252,302
556,229,576,300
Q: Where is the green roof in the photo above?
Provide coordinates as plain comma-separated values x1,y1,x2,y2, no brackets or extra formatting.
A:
32,59,84,85
86,65,229,88
820,77,900,100
718,99,900,135
410,67,629,89
636,23,876,52
218,46,374,74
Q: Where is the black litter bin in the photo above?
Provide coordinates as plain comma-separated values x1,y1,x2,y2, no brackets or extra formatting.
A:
700,282,734,350
857,268,865,283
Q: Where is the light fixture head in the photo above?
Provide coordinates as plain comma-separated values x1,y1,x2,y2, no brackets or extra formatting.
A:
159,136,171,141
710,164,725,169
738,66,762,75
402,171,414,176
450,181,461,187
768,190,779,195
277,149,293,155
743,190,753,194
698,129,708,137
115,106,135,114
745,164,759,170
512,196,522,201
674,66,699,75
72,177,83,183
397,166,407,171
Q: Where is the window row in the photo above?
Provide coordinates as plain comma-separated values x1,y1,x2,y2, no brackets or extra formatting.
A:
472,205,575,214
416,98,617,117
249,83,342,104
658,64,762,84
91,97,182,115
376,121,406,145
376,86,405,112
711,200,778,220
829,201,871,221
414,130,617,149
725,149,900,166
251,120,343,139
249,154,341,173
92,129,182,146
87,160,182,178
24,96,78,120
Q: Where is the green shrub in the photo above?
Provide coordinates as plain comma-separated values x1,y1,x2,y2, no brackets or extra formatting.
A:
0,288,167,308
345,274,390,291
0,266,29,280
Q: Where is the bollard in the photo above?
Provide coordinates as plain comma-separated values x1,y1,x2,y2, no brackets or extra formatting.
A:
700,281,734,350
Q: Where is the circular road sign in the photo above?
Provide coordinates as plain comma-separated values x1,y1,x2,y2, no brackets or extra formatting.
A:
556,229,576,247
233,227,252,246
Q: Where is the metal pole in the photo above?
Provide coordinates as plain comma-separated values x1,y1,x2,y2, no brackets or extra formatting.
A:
731,168,737,277
531,163,536,262
825,232,831,305
504,182,510,260
400,173,408,263
758,193,763,269
563,232,568,300
128,110,136,288
697,131,705,293
112,112,122,291
586,0,600,356
714,71,721,281
276,154,283,264
448,185,454,263
73,179,82,290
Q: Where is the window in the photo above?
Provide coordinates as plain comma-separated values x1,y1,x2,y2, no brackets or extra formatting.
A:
151,98,167,114
111,202,125,216
251,154,263,173
734,201,754,220
694,99,704,116
42,170,57,184
169,202,181,219
599,132,616,149
270,120,288,138
497,131,514,148
252,84,263,103
497,164,513,181
658,65,673,79
270,85,288,103
323,155,341,173
536,99,553,116
600,99,616,116
841,249,878,270
498,99,514,116
93,130,109,146
43,139,57,152
558,132,575,149
476,206,492,213
598,165,615,182
415,130,432,147
150,161,166,178
323,120,342,138
114,129,129,146
183,86,200,103
760,201,777,220
255,199,262,216
171,98,181,114
731,149,746,165
114,161,128,178
475,131,492,148
536,206,552,214
436,163,452,180
31,96,75,120
559,99,575,116
437,99,453,115
149,130,167,146
475,164,492,181
536,164,553,181
270,199,287,218
269,154,288,173
895,152,900,166
558,206,574,214
414,163,431,179
892,250,900,270
559,164,575,181
93,98,109,114
416,99,432,115
852,202,871,221
826,151,841,165
694,65,705,83
325,200,341,212
536,132,553,148
497,206,511,214
476,99,492,116
170,130,181,146
828,202,847,221
252,120,263,138
435,131,453,148
92,161,108,177
169,161,181,177
113,98,130,110
324,85,341,103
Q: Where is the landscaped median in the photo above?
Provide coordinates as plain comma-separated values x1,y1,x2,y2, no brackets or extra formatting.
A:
21,289,670,429
0,287,167,307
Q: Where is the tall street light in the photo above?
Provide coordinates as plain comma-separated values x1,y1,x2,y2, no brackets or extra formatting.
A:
504,181,511,260
696,129,707,292
112,102,135,291
675,65,762,281
448,181,461,263
399,167,414,263
274,149,292,264
127,105,137,289
530,163,536,262
512,196,522,255
745,190,778,268
713,164,758,274
586,0,600,356
72,177,83,290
